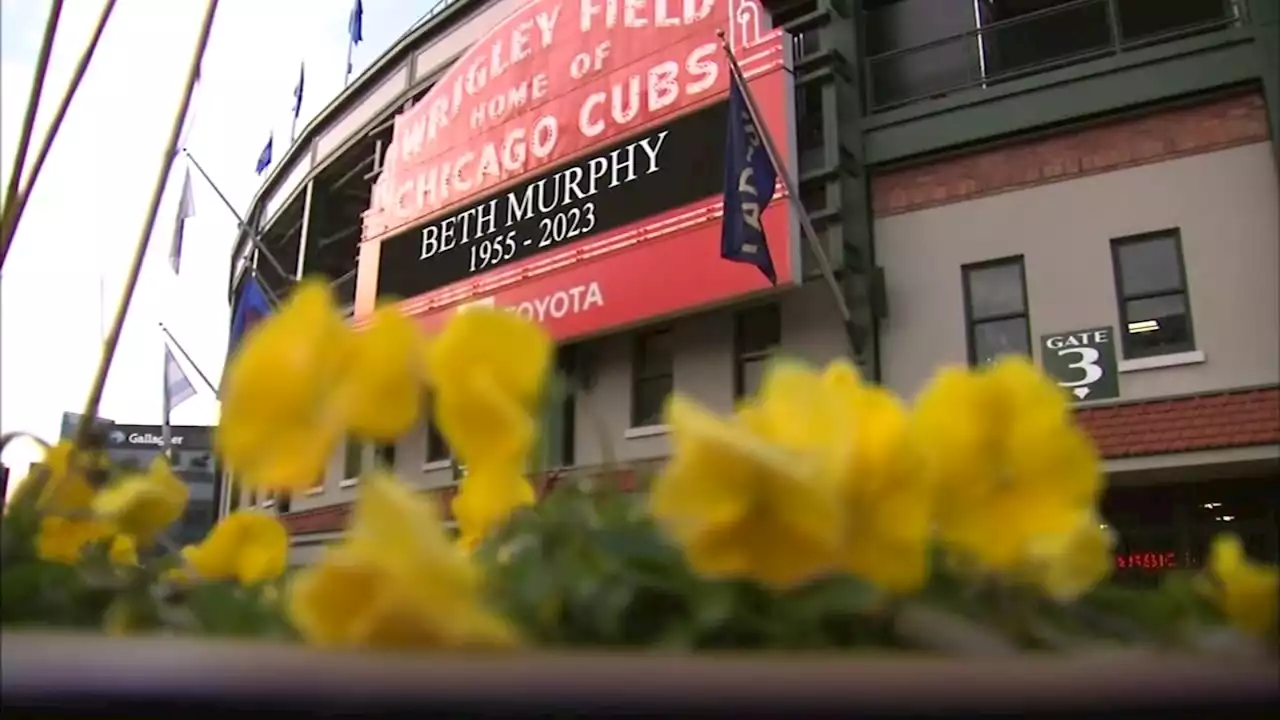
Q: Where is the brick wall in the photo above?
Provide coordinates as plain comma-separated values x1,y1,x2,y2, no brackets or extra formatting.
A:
872,92,1271,217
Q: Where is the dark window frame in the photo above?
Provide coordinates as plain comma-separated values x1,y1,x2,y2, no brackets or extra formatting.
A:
631,327,674,428
342,438,363,480
961,255,1032,366
1110,229,1196,359
733,303,782,400
425,415,451,464
374,442,397,468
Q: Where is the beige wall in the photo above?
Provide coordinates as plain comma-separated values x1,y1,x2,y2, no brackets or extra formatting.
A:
877,141,1280,402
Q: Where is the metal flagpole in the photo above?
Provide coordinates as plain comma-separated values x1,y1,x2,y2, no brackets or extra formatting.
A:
716,30,851,324
344,41,355,85
159,322,220,398
161,344,174,461
181,148,294,284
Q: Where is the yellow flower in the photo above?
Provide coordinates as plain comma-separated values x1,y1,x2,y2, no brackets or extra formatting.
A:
35,516,112,564
289,473,517,649
650,374,847,590
182,511,289,585
451,464,536,552
427,308,552,467
92,456,189,545
344,305,431,440
911,357,1103,575
25,441,103,515
109,534,139,566
217,281,429,492
822,362,936,594
1201,534,1278,639
1023,513,1114,602
216,280,354,491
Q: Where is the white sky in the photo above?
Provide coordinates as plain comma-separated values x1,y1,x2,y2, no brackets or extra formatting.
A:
1,0,446,489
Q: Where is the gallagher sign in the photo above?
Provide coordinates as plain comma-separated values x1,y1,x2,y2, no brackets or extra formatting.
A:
358,0,799,342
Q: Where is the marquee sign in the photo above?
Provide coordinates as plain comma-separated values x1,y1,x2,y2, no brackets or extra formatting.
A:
358,0,796,342
364,0,773,242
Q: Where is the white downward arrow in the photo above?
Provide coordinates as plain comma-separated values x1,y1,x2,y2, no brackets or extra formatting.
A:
1072,387,1091,399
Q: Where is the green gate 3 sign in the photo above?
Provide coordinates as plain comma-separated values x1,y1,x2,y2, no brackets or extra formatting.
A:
1040,326,1120,402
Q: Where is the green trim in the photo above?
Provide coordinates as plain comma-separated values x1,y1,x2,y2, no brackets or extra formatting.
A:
866,34,1262,166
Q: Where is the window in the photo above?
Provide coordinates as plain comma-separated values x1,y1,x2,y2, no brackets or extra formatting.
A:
631,328,674,427
962,256,1031,366
734,304,781,399
374,442,396,468
1112,231,1194,358
425,419,451,463
342,438,363,480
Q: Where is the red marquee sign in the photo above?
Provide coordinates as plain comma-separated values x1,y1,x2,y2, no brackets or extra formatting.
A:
357,0,799,342
364,0,776,241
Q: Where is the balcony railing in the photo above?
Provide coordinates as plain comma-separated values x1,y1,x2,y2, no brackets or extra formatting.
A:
864,0,1245,113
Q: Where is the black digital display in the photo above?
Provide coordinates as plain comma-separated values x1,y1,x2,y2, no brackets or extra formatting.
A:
377,101,729,300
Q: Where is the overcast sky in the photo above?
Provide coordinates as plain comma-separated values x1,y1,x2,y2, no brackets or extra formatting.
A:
1,0,446,488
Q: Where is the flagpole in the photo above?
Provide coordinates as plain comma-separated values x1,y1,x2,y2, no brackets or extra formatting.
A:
181,148,293,284
159,322,221,398
716,30,851,324
345,40,354,85
161,345,173,461
290,115,299,144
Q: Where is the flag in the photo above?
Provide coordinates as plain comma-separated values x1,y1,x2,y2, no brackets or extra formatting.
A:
348,0,364,46
292,63,305,121
346,0,364,77
228,273,273,357
255,134,273,175
164,345,198,418
169,168,196,274
720,73,778,286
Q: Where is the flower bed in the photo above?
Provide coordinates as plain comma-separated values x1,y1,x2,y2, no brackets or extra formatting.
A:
2,280,1276,689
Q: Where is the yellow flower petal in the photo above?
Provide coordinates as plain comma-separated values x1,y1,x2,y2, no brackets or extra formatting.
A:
451,465,535,551
35,516,112,564
109,534,139,566
1204,534,1279,638
343,306,429,440
1023,513,1115,602
427,307,552,411
31,441,102,515
92,456,189,545
183,511,289,585
216,280,350,491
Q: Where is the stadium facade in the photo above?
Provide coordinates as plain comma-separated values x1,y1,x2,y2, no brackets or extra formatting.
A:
223,0,1280,574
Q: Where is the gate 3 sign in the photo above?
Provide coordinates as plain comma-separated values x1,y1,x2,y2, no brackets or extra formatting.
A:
1040,327,1120,402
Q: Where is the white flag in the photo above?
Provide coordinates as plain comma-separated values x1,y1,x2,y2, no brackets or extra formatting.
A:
165,346,197,415
169,168,196,274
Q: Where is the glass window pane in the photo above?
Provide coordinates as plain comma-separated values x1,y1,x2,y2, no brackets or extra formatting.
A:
633,376,672,427
375,443,396,468
1123,293,1192,355
739,357,769,399
1116,236,1183,297
965,262,1025,320
971,317,1029,365
737,305,781,355
426,422,450,462
343,439,362,479
637,330,673,377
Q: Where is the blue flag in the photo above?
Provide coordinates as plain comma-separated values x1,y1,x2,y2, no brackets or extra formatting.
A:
228,273,273,357
720,73,778,286
292,63,305,120
348,0,364,45
255,134,273,175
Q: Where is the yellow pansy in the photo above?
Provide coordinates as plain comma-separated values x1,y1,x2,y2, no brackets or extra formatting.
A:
650,385,846,590
911,356,1102,575
25,441,104,515
823,362,936,594
1201,534,1278,639
217,280,350,490
343,305,431,440
289,473,517,649
1023,513,1115,602
109,534,139,566
35,516,112,564
92,456,189,545
182,511,289,586
217,281,429,492
427,308,552,467
451,464,536,552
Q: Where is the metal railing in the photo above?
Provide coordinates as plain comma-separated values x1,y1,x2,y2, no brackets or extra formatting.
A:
864,0,1245,113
